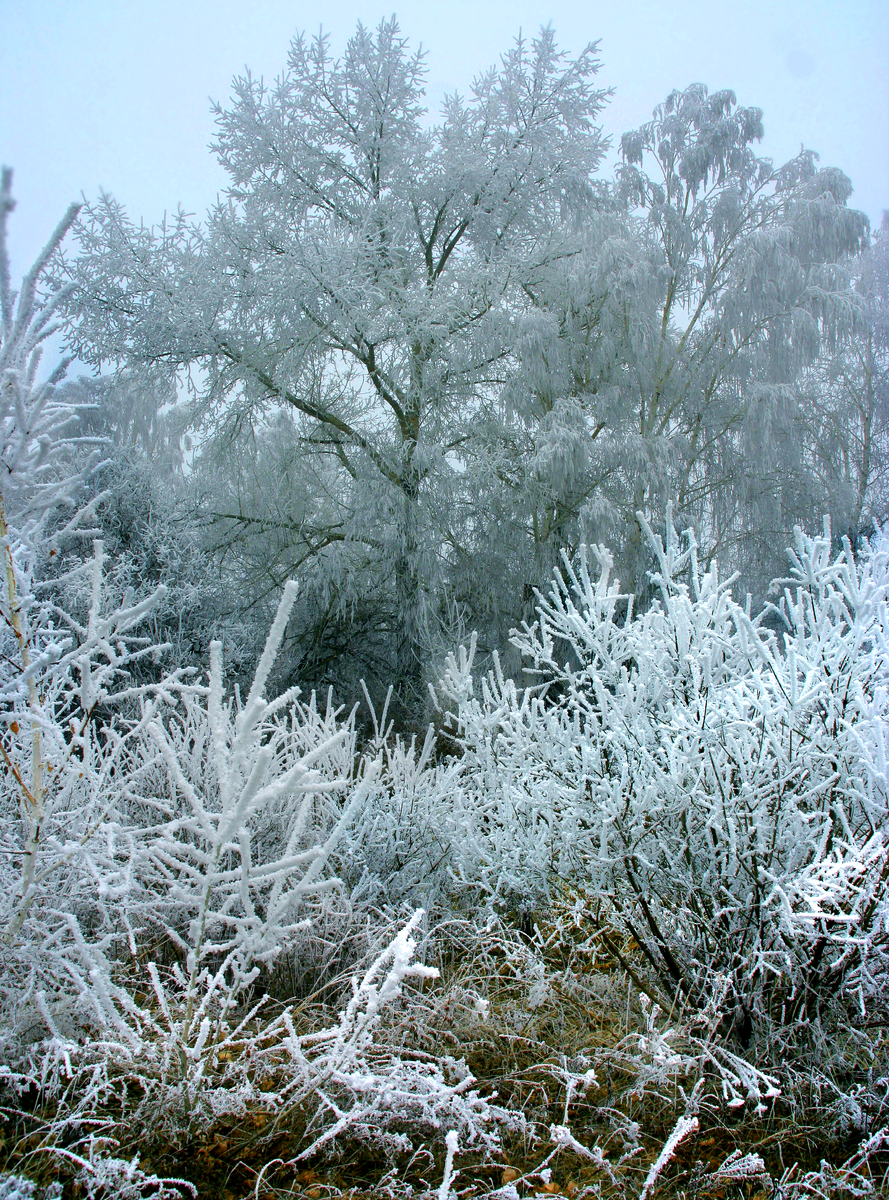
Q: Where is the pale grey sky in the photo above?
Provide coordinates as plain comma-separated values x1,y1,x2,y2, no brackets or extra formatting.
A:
1,0,887,282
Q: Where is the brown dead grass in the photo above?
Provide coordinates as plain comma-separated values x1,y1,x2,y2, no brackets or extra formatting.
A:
2,908,887,1200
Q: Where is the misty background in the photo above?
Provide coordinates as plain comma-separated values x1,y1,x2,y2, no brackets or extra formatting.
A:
1,0,886,282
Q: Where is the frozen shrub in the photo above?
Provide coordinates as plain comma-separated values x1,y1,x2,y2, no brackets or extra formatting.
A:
435,513,889,1091
0,174,503,1171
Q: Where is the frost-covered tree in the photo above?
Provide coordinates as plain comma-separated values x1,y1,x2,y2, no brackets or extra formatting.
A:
496,85,870,604
64,20,608,714
62,370,185,474
795,212,889,549
1,176,493,1163
40,373,245,689
616,86,868,585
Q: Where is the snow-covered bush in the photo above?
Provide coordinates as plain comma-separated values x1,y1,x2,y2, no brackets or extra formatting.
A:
0,174,506,1175
1,166,174,1050
5,164,889,1190
434,512,889,1087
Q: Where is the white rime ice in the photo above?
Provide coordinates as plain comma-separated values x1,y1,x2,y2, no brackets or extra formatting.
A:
428,511,889,1106
1,25,888,1183
0,169,500,1164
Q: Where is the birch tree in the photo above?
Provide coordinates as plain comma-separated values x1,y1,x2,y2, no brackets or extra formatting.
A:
497,85,870,604
796,212,889,548
617,85,868,585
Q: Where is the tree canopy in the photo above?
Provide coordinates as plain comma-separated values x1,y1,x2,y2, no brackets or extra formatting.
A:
3,21,889,1194
65,20,609,712
61,20,880,715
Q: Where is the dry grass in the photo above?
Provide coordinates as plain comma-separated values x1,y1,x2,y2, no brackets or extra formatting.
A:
2,907,887,1200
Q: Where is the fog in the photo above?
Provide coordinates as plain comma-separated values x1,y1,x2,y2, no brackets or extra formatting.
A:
1,0,886,281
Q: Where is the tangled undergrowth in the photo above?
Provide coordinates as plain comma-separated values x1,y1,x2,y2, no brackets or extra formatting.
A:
3,907,889,1200
3,178,889,1199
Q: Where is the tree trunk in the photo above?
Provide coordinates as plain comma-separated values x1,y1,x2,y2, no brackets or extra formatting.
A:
392,449,426,724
